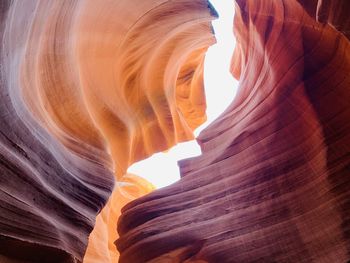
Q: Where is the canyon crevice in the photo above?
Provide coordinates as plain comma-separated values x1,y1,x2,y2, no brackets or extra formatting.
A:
116,0,350,262
1,0,349,262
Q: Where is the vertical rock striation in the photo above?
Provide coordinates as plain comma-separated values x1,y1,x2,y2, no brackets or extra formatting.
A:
117,0,350,262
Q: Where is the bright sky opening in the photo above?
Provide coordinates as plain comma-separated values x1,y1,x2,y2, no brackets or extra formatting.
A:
127,0,238,188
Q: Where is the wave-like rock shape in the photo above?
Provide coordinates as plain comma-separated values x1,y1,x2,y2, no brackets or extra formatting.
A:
0,1,114,262
117,0,350,262
0,0,216,262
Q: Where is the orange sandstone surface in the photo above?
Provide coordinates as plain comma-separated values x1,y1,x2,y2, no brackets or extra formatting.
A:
0,0,216,262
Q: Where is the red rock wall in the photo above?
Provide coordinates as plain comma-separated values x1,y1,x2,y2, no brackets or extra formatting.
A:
117,0,350,262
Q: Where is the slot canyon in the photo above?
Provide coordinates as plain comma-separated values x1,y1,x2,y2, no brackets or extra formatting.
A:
0,0,349,262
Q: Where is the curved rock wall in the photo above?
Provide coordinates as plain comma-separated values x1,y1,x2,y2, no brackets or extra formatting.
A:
1,1,114,262
0,0,216,262
117,0,350,262
2,0,349,262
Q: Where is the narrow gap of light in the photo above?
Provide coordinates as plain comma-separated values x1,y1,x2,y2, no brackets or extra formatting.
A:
127,0,237,189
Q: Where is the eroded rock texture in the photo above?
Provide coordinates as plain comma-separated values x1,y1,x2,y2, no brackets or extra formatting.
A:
0,1,114,262
117,0,350,262
0,0,216,262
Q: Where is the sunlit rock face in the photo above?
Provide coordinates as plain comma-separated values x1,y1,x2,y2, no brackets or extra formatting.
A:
0,0,216,262
117,1,350,262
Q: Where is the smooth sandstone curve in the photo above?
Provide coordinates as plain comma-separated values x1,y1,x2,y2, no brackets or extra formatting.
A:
117,0,350,262
0,0,217,262
0,1,114,262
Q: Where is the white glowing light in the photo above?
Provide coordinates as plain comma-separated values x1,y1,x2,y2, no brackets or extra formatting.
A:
127,0,238,188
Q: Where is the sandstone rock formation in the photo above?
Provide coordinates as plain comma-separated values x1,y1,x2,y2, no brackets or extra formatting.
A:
117,0,350,262
2,0,349,262
0,1,113,262
0,0,216,262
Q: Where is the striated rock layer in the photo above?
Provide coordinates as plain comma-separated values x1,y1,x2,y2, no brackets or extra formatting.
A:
0,1,114,262
117,0,350,262
0,0,216,262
